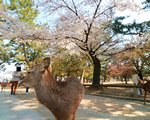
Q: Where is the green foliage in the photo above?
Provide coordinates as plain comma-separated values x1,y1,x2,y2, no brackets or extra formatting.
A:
111,17,126,34
112,17,150,35
0,39,49,72
52,54,82,77
0,0,41,67
52,53,92,77
9,40,48,67
143,0,150,9
7,0,38,24
112,0,150,35
112,37,150,79
0,40,15,64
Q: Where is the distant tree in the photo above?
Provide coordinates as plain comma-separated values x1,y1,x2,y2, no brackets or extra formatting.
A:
9,40,49,68
143,0,150,9
108,63,134,84
6,0,38,25
112,0,150,35
52,52,90,78
101,60,110,82
0,40,14,65
0,0,51,69
112,33,150,79
0,3,52,41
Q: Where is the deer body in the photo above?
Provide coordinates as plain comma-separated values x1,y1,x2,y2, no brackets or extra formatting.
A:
1,80,8,92
23,58,84,120
138,80,150,105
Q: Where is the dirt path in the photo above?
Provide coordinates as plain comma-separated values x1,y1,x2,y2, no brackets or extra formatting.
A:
0,90,46,120
0,88,150,120
79,95,150,120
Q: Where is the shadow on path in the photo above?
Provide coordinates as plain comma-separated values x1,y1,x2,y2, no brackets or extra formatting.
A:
0,89,150,120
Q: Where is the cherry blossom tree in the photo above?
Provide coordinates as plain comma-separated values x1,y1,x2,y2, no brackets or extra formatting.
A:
0,2,52,41
0,2,55,72
40,0,127,85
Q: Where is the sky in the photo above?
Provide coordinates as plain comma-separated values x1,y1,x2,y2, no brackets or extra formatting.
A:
35,0,150,25
0,63,16,81
113,0,150,24
115,8,150,24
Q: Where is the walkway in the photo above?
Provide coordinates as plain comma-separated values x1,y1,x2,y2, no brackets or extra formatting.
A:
0,89,150,120
0,91,48,120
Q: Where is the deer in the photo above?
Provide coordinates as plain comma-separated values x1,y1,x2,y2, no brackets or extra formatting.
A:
22,57,85,120
1,79,8,92
138,79,150,105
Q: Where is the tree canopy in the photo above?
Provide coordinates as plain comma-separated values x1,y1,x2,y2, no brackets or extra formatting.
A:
112,0,150,35
0,0,149,85
7,0,38,24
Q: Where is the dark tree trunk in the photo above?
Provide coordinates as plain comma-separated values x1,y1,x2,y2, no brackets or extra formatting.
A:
138,71,143,80
91,56,101,85
124,77,128,84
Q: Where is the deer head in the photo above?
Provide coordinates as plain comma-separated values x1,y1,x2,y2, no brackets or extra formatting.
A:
137,79,147,87
22,57,51,87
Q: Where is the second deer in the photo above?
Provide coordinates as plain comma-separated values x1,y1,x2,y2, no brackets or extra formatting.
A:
138,79,150,105
1,80,8,92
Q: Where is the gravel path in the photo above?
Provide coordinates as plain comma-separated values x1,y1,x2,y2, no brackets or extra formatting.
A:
0,88,150,120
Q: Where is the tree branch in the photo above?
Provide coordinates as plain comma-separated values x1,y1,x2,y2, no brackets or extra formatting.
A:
95,5,115,18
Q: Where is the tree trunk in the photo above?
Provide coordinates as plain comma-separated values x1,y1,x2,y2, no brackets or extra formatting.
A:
80,69,85,84
138,71,143,80
124,77,128,84
91,56,101,85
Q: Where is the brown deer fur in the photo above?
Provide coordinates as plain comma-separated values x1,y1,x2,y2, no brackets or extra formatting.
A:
1,82,8,92
138,79,150,105
23,57,85,120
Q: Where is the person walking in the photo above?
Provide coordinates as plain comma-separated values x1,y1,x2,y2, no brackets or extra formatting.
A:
132,74,142,95
10,64,23,95
25,83,30,94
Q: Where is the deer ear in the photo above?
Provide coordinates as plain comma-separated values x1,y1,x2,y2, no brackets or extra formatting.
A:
43,57,51,69
39,66,46,72
40,68,45,73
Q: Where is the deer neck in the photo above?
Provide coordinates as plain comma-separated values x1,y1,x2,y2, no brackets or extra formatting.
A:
138,80,144,87
41,68,57,86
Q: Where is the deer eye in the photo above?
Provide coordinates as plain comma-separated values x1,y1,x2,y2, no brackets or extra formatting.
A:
28,71,31,74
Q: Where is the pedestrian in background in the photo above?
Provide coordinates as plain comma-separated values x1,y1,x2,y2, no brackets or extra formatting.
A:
132,74,142,95
10,63,23,95
25,83,29,94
